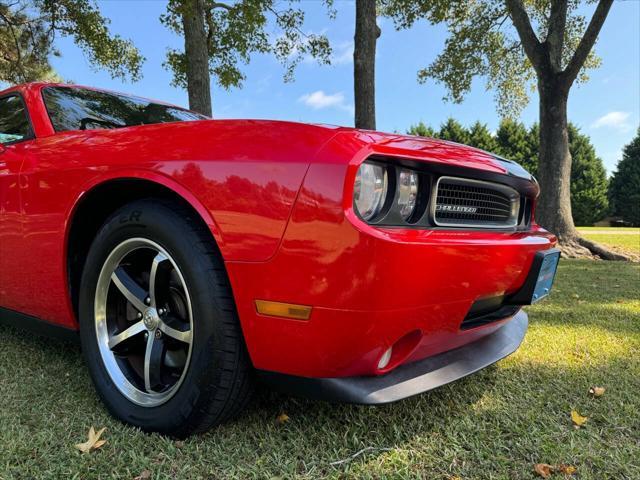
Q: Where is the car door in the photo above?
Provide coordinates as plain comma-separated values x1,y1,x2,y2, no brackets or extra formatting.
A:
0,93,34,312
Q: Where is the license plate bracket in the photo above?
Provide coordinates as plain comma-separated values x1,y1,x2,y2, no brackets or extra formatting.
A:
507,249,560,305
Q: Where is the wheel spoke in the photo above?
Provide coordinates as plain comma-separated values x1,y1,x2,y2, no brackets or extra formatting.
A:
111,267,147,312
108,320,146,350
159,320,192,344
144,335,164,393
149,252,169,307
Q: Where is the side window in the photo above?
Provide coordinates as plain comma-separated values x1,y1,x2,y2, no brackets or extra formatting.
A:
0,95,31,144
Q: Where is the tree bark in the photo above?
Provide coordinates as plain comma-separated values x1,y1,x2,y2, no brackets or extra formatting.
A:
535,74,576,241
181,0,212,116
354,0,380,130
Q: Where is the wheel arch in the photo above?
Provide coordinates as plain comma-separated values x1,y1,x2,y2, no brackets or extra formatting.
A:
65,174,224,323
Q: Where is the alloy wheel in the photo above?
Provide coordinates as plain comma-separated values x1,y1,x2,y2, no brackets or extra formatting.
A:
94,238,194,406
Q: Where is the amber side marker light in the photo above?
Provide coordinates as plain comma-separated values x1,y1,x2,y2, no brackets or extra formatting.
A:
255,300,312,320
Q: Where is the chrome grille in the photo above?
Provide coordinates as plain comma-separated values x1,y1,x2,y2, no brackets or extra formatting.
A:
433,176,520,228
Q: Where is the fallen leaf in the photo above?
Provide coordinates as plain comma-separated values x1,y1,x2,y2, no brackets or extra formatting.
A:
449,476,462,480
134,470,151,480
557,464,577,475
534,463,554,478
589,386,605,397
276,413,290,425
571,293,580,299
571,410,588,427
174,441,185,449
75,426,107,454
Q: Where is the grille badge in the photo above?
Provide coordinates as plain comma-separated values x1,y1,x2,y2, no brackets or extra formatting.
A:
435,204,478,214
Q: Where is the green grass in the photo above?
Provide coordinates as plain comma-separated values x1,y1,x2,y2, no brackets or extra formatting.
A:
576,227,640,233
576,228,640,255
1,260,639,479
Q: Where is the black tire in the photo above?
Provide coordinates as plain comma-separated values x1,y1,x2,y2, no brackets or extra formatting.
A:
79,198,253,437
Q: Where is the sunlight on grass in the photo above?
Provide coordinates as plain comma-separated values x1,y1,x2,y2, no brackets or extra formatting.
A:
575,227,640,255
0,259,638,479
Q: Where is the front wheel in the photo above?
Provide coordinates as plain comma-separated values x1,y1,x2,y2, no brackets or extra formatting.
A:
79,199,253,437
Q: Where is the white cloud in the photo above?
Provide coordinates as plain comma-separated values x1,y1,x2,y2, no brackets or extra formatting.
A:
298,90,354,114
591,111,632,132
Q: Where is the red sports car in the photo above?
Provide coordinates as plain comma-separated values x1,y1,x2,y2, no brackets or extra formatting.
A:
0,83,559,437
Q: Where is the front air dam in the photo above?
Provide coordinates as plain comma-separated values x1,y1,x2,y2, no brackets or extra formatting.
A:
257,309,528,404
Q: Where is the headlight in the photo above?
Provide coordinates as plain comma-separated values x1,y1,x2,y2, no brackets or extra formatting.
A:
354,162,388,221
397,168,419,220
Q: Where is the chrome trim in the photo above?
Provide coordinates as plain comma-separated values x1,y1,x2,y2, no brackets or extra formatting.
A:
94,238,194,407
431,176,520,229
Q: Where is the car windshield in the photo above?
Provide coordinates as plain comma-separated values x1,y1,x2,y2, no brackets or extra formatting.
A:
42,86,208,133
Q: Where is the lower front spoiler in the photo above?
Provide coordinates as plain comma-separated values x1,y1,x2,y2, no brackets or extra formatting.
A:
257,310,528,404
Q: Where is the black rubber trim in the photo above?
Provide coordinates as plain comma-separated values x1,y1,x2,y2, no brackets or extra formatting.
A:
257,310,528,404
461,305,520,330
0,306,79,343
506,248,561,305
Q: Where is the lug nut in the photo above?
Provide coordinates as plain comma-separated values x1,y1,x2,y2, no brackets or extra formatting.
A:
145,297,151,305
155,330,162,339
137,312,143,319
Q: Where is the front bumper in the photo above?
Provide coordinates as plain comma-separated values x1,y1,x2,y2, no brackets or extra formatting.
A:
258,309,528,404
225,162,557,379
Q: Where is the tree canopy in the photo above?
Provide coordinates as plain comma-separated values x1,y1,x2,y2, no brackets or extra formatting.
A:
568,124,609,226
0,0,144,84
609,128,640,226
382,0,605,118
161,0,333,92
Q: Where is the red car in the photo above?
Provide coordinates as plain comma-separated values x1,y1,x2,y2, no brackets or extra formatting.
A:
0,83,559,437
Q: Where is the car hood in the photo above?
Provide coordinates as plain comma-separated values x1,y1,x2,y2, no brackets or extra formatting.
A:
318,126,534,181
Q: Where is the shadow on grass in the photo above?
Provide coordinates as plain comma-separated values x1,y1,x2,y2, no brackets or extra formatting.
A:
0,319,638,478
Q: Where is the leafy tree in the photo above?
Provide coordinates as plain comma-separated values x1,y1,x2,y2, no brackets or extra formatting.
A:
609,128,640,226
495,119,536,173
438,118,469,144
383,0,615,255
568,124,609,225
161,0,333,116
407,121,437,138
467,121,498,153
354,0,380,129
0,0,143,84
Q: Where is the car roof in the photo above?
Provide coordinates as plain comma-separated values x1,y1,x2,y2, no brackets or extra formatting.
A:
0,82,186,111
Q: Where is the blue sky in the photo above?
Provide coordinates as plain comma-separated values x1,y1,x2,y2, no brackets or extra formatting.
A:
44,0,640,174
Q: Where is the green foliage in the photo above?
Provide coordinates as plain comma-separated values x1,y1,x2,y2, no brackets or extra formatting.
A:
568,124,609,226
161,0,332,91
407,119,610,225
609,128,640,225
407,121,437,138
438,118,469,144
0,0,144,84
382,0,602,117
468,121,498,153
495,118,537,173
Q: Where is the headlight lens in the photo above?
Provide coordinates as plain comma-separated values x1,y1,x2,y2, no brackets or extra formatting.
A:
354,162,388,221
397,168,419,220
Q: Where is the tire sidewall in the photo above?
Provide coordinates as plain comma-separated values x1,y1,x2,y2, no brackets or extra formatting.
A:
79,201,228,435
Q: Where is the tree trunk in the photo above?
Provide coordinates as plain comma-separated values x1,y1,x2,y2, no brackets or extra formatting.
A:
181,0,212,116
535,74,576,242
354,0,380,130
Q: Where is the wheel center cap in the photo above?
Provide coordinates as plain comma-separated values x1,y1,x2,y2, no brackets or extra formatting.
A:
143,307,159,330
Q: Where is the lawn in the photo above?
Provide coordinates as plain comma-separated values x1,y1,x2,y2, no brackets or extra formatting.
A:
577,227,640,255
0,260,639,479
